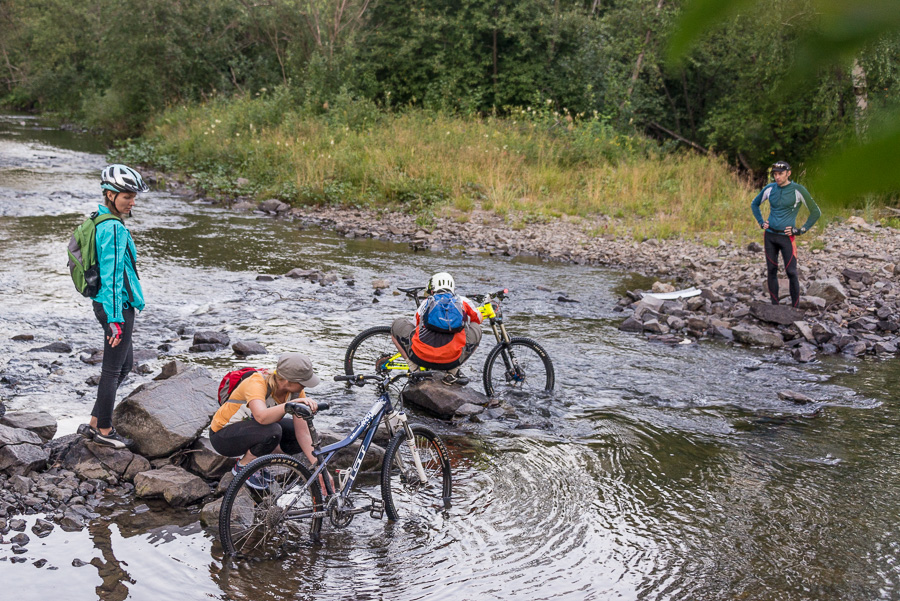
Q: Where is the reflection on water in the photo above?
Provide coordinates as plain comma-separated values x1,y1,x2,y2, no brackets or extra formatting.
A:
2,115,900,600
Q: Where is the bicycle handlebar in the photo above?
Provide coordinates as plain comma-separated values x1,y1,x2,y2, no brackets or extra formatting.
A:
470,288,509,304
284,401,330,418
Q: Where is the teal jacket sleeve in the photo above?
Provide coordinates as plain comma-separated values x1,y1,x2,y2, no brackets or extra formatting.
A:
96,221,127,323
796,184,821,234
750,186,767,227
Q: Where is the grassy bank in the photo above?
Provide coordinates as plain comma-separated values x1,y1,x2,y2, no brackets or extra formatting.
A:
115,93,778,241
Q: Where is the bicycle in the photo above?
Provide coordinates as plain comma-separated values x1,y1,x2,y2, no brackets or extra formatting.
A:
343,286,555,397
217,370,453,560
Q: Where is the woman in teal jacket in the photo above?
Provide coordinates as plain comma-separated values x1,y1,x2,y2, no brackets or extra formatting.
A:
77,164,148,449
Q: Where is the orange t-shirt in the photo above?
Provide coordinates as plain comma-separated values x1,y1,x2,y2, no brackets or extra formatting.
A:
210,371,306,432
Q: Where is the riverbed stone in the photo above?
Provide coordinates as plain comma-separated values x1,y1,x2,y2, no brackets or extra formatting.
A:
400,381,489,419
454,403,484,417
259,199,290,213
134,465,210,506
153,360,189,381
0,412,57,442
186,436,235,479
192,331,230,347
123,454,152,482
874,341,898,354
28,342,72,353
793,321,815,342
61,439,132,481
749,302,806,326
232,341,267,356
796,296,827,311
731,325,784,348
618,316,644,332
0,442,49,476
792,345,817,363
113,366,219,459
806,279,848,304
778,390,816,404
842,341,868,356
200,497,224,527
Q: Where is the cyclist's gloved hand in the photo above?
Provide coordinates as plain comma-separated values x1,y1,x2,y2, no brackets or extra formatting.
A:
761,220,769,230
107,322,124,347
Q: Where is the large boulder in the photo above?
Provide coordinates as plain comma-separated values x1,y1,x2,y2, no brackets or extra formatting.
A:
0,434,49,476
731,325,784,348
749,302,806,326
113,366,219,459
186,436,235,479
806,279,848,304
134,465,210,507
401,382,489,419
1,411,57,442
60,438,146,482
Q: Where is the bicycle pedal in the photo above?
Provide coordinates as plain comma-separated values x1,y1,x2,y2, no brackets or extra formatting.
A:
369,497,385,520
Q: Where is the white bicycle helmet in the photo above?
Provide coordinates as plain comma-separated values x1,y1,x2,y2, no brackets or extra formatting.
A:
101,164,149,194
427,272,455,294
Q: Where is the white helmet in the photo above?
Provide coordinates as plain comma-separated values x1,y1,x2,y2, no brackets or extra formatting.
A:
427,272,455,294
101,164,149,194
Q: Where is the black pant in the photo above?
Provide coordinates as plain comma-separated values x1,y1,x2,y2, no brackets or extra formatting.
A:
210,417,302,458
764,231,799,307
92,303,135,429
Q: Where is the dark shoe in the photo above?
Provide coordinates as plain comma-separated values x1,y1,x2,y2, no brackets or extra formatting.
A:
441,372,469,386
232,463,269,491
77,423,98,441
92,427,133,449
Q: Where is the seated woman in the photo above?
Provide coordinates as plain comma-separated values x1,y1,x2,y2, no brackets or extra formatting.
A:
209,352,326,489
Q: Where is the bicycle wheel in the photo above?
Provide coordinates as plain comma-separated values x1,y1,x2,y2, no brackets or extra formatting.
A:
482,336,555,397
344,326,403,376
381,425,452,521
219,454,323,560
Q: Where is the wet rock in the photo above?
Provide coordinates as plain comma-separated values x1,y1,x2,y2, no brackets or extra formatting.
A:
400,382,489,419
454,403,484,417
806,279,848,304
793,321,815,342
9,474,32,495
285,268,319,279
80,349,104,365
747,241,763,252
192,331,230,347
153,360,189,381
842,268,874,285
258,199,290,213
186,436,235,479
123,454,152,482
200,497,224,527
72,558,89,567
0,412,57,443
11,334,34,341
372,279,390,290
61,439,135,481
778,390,816,404
811,323,835,344
58,510,85,532
557,296,579,303
256,274,277,282
749,302,806,326
134,465,210,506
9,518,26,531
31,519,53,538
842,341,868,356
10,532,29,545
85,374,101,386
874,341,898,354
651,281,675,293
642,319,669,334
618,316,644,332
0,425,48,475
113,366,218,459
792,345,817,363
28,342,72,353
796,296,826,311
232,341,267,356
731,325,784,348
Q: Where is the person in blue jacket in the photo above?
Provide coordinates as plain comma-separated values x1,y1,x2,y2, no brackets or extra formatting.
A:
751,161,821,308
77,165,148,448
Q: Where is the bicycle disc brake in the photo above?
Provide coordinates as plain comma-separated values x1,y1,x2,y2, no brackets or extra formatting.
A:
326,495,355,528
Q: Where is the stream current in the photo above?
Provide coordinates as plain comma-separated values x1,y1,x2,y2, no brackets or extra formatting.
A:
1,114,899,601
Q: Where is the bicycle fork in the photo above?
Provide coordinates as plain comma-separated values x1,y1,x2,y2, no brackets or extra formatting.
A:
387,409,428,485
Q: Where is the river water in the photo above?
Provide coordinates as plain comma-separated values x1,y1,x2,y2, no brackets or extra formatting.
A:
1,114,899,600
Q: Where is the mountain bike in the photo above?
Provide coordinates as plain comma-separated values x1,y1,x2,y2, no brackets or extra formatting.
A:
343,286,555,397
218,370,452,560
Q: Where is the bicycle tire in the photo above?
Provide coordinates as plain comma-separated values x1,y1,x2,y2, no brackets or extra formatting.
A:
344,325,396,376
219,454,323,560
482,336,555,397
381,425,452,522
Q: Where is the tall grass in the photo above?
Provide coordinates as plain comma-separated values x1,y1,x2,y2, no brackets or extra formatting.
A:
116,92,767,240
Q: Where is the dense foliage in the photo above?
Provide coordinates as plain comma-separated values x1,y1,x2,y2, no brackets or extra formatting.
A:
1,0,898,176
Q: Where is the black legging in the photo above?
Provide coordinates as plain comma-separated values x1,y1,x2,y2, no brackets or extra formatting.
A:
209,417,302,458
764,231,799,307
92,303,135,429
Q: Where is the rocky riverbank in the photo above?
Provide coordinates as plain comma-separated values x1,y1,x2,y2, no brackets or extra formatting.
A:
155,172,899,365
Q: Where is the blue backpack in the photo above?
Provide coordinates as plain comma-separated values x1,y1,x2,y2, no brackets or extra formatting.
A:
423,292,465,334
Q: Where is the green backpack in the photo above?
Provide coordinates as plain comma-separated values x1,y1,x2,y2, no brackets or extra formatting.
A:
66,212,121,297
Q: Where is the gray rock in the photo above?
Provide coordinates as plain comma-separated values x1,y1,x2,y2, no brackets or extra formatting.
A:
11,334,34,341
749,302,806,326
134,465,210,506
796,296,827,311
0,423,43,447
232,341,267,356
153,360,189,381
9,518,26,531
61,439,134,481
372,279,390,290
642,319,669,334
0,442,49,476
192,331,230,347
10,532,30,546
454,403,485,416
794,321,815,342
0,412,57,442
842,341,868,356
9,474,32,494
401,381,490,419
31,518,53,538
80,349,104,365
777,390,816,404
712,326,734,340
842,268,874,285
874,341,898,354
700,288,724,303
732,325,784,348
792,345,817,363
259,199,290,213
123,454,152,482
256,274,277,282
806,279,848,304
618,316,644,332
186,436,236,479
747,242,763,252
29,342,72,353
285,268,320,279
189,343,220,353
58,510,85,532
113,366,219,459
200,497,224,527
811,323,834,344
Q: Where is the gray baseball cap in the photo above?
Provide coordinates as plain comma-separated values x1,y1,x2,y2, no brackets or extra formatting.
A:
276,352,320,387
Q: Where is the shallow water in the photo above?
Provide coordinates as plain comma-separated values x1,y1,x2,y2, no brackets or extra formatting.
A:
1,114,899,600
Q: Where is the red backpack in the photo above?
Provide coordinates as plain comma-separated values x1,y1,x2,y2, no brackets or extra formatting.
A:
217,367,258,405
